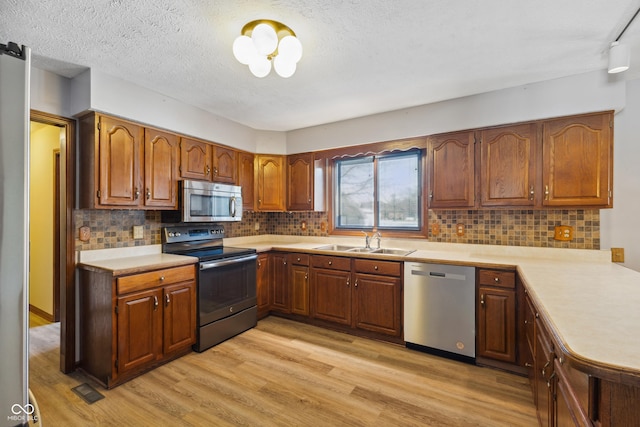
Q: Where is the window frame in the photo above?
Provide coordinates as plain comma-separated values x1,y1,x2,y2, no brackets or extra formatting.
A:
326,140,428,239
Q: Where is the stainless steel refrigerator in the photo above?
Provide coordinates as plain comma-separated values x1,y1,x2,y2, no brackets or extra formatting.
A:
0,42,32,426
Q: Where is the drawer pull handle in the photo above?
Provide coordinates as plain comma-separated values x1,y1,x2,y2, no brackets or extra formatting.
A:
153,296,158,310
165,294,170,306
480,294,485,306
525,362,533,368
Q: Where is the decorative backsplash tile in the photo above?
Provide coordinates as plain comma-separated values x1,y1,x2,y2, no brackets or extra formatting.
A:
74,208,600,251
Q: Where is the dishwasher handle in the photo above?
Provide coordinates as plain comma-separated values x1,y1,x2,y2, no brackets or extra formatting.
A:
409,269,468,281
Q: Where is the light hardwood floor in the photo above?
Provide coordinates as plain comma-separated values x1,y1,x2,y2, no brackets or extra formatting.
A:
29,317,537,426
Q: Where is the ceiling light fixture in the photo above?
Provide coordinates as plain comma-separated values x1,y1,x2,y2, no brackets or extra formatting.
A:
607,7,640,74
233,19,303,78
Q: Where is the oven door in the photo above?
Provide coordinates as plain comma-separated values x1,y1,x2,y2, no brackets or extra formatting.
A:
198,254,257,326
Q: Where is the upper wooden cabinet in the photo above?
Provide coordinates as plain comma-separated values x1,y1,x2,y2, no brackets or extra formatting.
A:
479,124,538,207
542,112,612,208
144,128,179,208
212,146,237,184
238,151,255,211
179,138,237,184
255,154,286,211
287,153,314,211
79,113,178,209
427,131,476,208
179,137,213,181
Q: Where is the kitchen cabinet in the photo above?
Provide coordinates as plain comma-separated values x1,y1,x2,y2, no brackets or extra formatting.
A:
179,137,213,181
270,252,290,313
287,153,314,211
256,253,270,319
479,123,538,207
79,263,196,388
310,255,352,326
79,113,179,209
542,111,613,208
477,269,517,364
289,254,310,316
144,128,179,208
352,258,402,337
212,145,237,184
238,151,255,211
255,154,286,211
427,130,476,208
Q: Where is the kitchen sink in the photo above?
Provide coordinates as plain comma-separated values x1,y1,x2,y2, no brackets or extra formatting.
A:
346,247,378,253
313,244,359,251
371,248,416,256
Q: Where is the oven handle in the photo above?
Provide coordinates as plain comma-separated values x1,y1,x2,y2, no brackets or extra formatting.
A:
200,254,257,270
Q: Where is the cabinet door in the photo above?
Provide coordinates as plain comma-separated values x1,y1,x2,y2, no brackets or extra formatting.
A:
311,268,352,325
180,138,212,181
144,128,179,208
163,281,196,355
542,112,612,207
256,253,270,318
255,155,285,211
117,288,162,374
270,253,289,313
290,264,309,316
238,152,255,211
478,286,516,363
287,153,314,211
353,273,401,336
428,131,476,208
480,124,537,207
98,116,144,206
212,146,237,184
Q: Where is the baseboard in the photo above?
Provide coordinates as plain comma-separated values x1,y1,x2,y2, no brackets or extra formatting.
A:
29,304,54,322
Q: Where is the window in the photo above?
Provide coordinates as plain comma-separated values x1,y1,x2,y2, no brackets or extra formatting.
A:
334,150,421,231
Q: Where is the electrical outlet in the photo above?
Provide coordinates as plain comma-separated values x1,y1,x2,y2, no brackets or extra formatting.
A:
554,225,573,241
611,248,625,263
456,223,465,236
79,226,91,242
133,225,144,239
431,222,440,235
300,221,307,231
254,222,260,231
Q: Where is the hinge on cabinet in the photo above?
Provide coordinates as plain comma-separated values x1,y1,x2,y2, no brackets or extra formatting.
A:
114,305,118,314
179,165,182,173
97,190,101,199
97,122,100,131
610,120,613,128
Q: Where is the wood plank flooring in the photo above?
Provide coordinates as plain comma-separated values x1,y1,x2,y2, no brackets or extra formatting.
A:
29,316,537,426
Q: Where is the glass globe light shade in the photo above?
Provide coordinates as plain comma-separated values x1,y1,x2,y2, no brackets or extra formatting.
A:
248,55,272,78
233,35,257,65
277,35,303,63
251,23,278,55
274,55,297,78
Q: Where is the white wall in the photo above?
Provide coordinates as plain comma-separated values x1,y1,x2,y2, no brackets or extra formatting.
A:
601,78,640,272
31,67,72,117
286,70,626,152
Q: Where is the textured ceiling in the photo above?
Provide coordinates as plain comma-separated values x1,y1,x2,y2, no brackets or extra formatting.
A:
3,0,640,131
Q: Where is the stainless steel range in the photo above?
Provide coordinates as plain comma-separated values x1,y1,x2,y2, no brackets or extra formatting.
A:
162,224,257,352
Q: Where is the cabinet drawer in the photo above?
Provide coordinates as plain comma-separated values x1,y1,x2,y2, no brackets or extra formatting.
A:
311,255,351,271
290,253,310,266
353,259,401,277
478,269,515,289
117,264,195,295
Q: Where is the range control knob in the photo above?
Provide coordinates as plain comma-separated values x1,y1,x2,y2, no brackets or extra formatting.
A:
168,232,175,237
175,232,181,237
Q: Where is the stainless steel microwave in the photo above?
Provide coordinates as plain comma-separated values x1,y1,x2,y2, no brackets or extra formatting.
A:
162,180,242,223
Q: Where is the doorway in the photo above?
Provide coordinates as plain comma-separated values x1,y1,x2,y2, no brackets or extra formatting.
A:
30,110,75,373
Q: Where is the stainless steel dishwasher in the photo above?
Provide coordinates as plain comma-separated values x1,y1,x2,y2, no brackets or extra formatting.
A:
404,262,476,362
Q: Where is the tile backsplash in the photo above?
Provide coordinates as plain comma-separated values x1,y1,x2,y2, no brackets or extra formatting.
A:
74,208,600,251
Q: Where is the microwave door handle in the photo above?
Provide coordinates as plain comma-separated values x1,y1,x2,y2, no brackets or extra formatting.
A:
230,196,236,217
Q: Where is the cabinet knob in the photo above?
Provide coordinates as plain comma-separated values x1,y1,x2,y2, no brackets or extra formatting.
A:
480,294,485,306
545,185,549,200
525,362,533,368
159,276,165,281
153,296,158,310
165,294,170,306
374,265,378,270
328,261,332,265
213,166,218,176
355,279,358,288
206,165,211,174
346,278,350,287
134,187,140,200
529,185,534,200
146,188,151,199
297,257,301,262
304,274,308,280
494,277,499,283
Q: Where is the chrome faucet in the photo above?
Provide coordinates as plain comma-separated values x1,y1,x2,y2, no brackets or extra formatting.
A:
362,231,371,249
372,231,381,249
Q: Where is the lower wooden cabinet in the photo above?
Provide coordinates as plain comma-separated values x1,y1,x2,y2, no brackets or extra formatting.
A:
256,253,270,319
310,255,352,325
289,254,310,316
79,263,196,388
270,252,290,313
476,269,517,364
